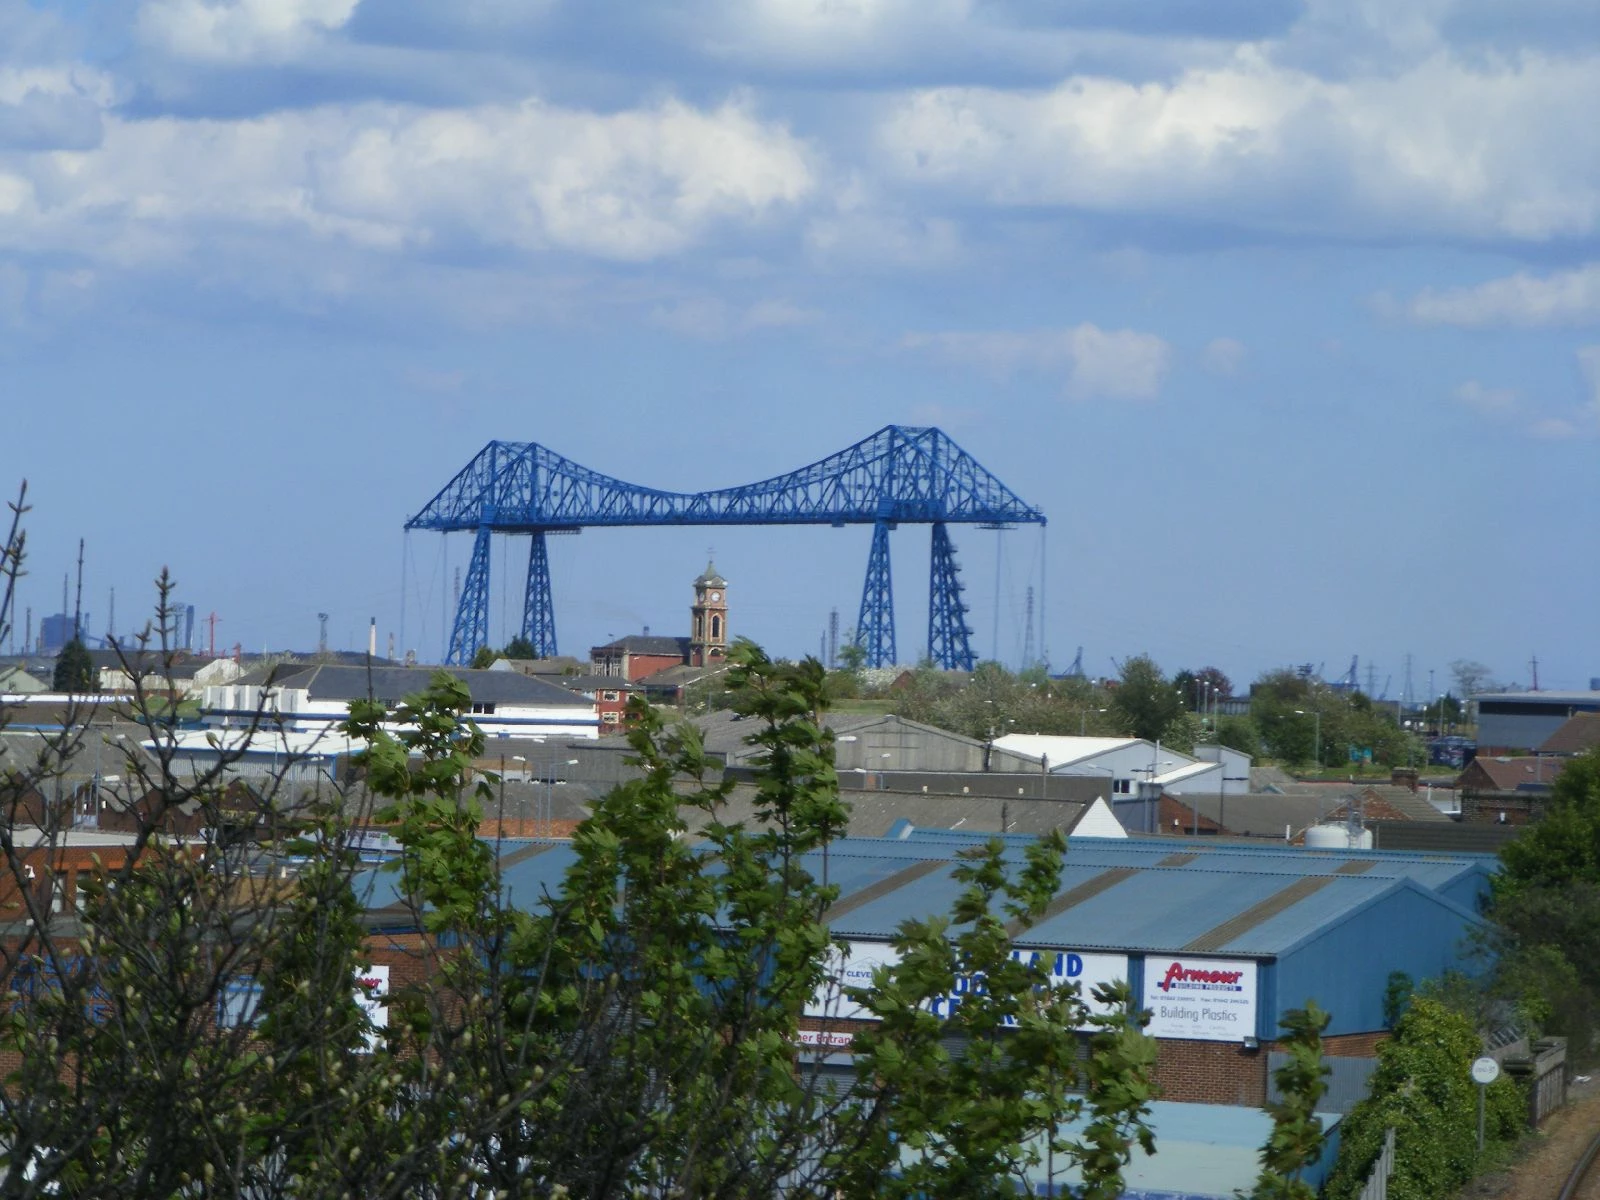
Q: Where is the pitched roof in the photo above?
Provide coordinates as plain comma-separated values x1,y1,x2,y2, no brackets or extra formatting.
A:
224,664,593,708
694,560,727,587
590,635,690,657
1540,712,1600,756
1461,755,1566,791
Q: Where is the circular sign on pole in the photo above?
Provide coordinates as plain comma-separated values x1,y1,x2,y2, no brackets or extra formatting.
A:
1471,1056,1501,1085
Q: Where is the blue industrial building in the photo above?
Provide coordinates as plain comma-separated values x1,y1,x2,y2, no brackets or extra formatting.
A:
360,828,1495,1198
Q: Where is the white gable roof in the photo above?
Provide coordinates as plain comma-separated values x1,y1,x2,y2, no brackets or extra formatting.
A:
992,733,1141,768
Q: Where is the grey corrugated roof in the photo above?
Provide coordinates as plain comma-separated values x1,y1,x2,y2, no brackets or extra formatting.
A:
592,635,690,657
687,709,894,758
687,784,1086,839
297,665,592,708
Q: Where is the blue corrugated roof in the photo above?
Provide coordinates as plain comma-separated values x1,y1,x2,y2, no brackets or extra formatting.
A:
360,830,1491,963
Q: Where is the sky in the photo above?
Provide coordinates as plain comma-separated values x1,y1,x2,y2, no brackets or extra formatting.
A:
2,0,1598,697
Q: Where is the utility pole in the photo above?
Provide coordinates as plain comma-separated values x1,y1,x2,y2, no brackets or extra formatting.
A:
73,538,84,642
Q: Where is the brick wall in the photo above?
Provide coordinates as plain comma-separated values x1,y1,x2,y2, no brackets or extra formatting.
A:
1150,1037,1269,1106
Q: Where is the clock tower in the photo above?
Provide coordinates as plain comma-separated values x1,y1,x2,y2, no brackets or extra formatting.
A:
690,560,728,667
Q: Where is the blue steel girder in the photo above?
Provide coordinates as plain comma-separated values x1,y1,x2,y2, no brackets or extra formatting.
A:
409,426,1045,667
927,522,975,671
446,526,493,666
856,520,895,669
521,530,557,659
405,426,1046,532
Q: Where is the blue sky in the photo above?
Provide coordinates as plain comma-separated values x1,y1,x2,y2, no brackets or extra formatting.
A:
2,0,1597,695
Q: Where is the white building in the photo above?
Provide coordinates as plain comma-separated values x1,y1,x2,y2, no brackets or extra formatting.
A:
990,734,1252,805
203,664,599,741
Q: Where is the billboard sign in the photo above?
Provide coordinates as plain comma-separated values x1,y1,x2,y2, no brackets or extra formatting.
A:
807,941,1129,1030
1142,955,1257,1042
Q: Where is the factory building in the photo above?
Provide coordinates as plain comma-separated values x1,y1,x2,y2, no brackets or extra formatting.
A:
202,663,599,740
1474,690,1600,753
456,829,1491,1112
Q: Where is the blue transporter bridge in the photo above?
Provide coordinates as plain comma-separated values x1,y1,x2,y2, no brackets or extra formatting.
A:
405,425,1046,670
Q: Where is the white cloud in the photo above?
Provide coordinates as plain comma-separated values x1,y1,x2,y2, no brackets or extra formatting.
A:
1201,337,1246,374
138,0,360,62
0,95,814,266
877,48,1600,242
901,323,1172,401
1402,263,1600,327
1453,380,1518,415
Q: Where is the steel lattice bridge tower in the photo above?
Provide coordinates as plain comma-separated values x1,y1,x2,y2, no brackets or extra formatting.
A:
405,425,1046,669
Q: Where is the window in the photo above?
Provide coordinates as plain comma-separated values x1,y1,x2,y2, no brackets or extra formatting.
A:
1113,778,1131,795
602,711,621,725
218,980,263,1028
469,702,497,715
710,615,722,641
602,690,620,702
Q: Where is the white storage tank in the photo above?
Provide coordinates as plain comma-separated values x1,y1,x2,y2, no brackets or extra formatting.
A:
1304,823,1374,850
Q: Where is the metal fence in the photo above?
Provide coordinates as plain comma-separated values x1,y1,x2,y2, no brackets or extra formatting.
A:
1267,1053,1379,1114
1358,1128,1396,1200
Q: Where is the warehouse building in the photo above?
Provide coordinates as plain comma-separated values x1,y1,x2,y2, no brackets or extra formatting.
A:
1474,690,1600,753
455,829,1492,1110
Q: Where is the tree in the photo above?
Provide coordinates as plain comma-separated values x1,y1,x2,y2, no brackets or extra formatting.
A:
1450,659,1496,698
1485,747,1600,1047
1250,1002,1330,1200
837,633,867,673
503,635,536,659
1325,998,1523,1200
469,644,498,669
0,486,1164,1197
1109,655,1184,743
1217,714,1262,757
52,636,94,692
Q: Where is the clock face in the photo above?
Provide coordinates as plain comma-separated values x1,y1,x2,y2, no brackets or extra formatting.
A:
710,591,721,601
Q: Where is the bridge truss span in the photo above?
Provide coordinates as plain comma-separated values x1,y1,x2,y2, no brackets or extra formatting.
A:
405,425,1046,668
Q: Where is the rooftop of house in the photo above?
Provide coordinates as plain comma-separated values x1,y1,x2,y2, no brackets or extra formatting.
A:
223,664,593,708
1540,712,1600,756
1461,755,1567,791
590,635,691,657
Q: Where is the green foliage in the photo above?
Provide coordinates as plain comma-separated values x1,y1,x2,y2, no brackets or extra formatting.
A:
837,635,868,673
52,636,94,692
0,613,1164,1196
1218,715,1263,756
1249,669,1413,768
503,635,536,659
1325,999,1524,1200
888,659,1116,743
831,837,1158,1199
1109,655,1185,744
1383,971,1414,1029
1249,1001,1330,1200
469,644,498,669
1475,748,1600,1050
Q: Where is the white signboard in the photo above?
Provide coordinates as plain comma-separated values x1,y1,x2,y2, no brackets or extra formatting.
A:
1142,956,1258,1042
807,941,1129,1030
355,963,390,1051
